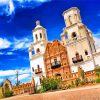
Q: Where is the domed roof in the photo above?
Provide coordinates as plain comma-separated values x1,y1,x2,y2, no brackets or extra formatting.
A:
34,20,44,29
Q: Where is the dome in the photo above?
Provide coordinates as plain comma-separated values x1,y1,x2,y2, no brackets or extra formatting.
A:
34,20,44,29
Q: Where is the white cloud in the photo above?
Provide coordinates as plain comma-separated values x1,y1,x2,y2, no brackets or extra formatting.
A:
10,73,30,81
0,52,4,55
36,0,51,2
0,0,9,5
6,52,13,55
0,38,11,49
9,0,15,15
14,42,25,49
0,0,15,16
0,68,31,77
13,38,32,50
0,78,4,83
0,0,51,16
18,74,30,80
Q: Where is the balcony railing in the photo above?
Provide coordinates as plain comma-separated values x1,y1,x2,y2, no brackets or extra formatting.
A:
35,68,42,74
72,55,83,63
51,61,61,69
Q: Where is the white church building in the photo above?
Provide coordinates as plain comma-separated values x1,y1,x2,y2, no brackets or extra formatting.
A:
28,21,48,87
28,7,100,87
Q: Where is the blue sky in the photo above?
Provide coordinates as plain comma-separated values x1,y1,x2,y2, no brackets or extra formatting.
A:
0,0,100,85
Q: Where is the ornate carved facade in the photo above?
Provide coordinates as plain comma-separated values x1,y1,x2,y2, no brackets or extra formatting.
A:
44,40,71,80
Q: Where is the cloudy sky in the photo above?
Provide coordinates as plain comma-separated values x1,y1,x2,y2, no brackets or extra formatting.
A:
0,0,100,85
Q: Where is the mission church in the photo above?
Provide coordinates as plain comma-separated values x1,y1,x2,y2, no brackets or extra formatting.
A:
28,7,100,88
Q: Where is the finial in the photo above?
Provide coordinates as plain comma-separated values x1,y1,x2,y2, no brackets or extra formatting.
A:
36,20,40,26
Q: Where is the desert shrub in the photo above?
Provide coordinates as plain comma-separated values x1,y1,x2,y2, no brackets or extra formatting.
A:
66,84,72,89
41,78,61,92
75,78,81,86
4,91,13,97
96,78,100,83
94,65,100,77
49,78,60,90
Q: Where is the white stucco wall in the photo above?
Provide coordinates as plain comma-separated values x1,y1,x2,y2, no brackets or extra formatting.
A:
30,55,46,86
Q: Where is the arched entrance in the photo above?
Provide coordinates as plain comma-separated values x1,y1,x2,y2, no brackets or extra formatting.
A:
3,79,12,93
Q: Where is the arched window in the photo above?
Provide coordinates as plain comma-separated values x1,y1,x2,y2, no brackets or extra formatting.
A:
76,52,80,60
75,14,77,21
35,34,38,41
37,65,40,69
36,48,40,53
69,16,72,25
54,57,57,64
32,67,34,72
72,32,77,38
85,50,88,55
40,33,42,39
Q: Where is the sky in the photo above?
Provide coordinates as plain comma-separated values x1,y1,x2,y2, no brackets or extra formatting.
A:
0,0,100,85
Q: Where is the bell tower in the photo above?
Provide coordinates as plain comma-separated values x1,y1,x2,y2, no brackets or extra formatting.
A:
61,7,96,73
63,7,81,27
29,20,48,88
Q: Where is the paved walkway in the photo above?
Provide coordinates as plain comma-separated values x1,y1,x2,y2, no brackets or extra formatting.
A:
2,84,100,100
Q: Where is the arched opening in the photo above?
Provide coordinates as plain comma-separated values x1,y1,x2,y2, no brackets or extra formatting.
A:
40,33,42,39
69,16,72,25
35,34,38,41
85,50,88,55
3,80,12,93
5,83,10,92
32,67,34,72
72,32,77,38
37,65,40,70
75,14,77,22
76,52,80,60
54,57,57,64
36,48,40,53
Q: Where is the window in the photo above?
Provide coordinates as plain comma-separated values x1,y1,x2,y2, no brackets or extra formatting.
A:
40,33,42,39
37,65,40,69
75,14,77,21
69,16,72,25
54,57,57,64
32,67,34,72
35,34,38,41
72,32,77,38
36,48,40,53
85,50,88,55
76,52,80,60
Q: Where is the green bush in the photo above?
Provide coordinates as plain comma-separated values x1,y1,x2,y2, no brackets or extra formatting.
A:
4,91,13,97
67,84,71,89
75,78,81,86
96,78,100,83
41,78,61,92
94,65,100,77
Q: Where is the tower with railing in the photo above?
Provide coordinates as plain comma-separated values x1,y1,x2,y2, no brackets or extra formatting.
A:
28,20,48,88
61,7,96,73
